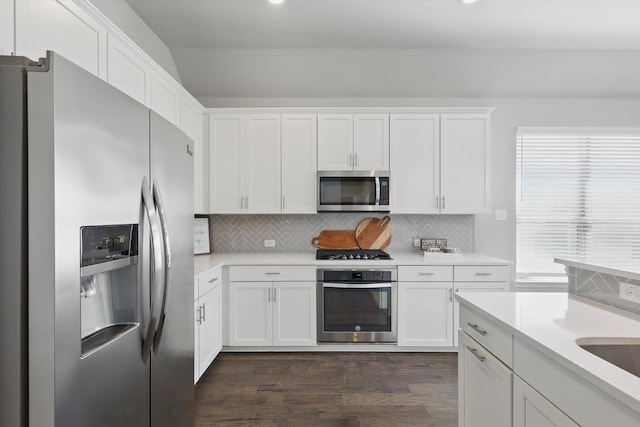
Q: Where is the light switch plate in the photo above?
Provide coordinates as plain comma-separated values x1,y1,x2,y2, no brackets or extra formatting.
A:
495,209,507,221
264,239,276,247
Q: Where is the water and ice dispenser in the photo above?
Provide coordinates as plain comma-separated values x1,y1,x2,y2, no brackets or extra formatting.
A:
80,224,139,357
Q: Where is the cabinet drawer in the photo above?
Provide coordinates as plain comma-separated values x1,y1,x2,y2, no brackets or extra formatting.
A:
455,265,510,282
398,265,453,282
228,265,315,282
460,307,512,367
199,267,222,297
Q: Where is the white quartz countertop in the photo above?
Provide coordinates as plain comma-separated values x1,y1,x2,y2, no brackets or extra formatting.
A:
457,291,640,413
194,252,512,277
555,257,640,281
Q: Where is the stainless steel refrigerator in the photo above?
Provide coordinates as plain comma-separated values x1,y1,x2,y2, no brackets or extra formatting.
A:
0,52,194,427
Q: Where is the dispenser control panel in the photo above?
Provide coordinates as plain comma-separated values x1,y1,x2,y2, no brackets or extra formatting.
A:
80,224,138,267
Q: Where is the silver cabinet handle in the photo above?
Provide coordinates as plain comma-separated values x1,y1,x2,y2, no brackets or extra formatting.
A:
467,322,488,336
442,196,446,210
265,272,281,275
449,288,453,302
273,288,277,302
466,345,486,362
418,272,435,276
475,272,492,276
435,196,440,209
196,306,202,325
355,152,358,167
282,196,285,211
201,303,206,322
209,277,219,283
267,288,271,303
349,152,353,167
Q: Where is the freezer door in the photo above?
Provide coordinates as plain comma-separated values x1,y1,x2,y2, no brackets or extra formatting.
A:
27,52,151,427
149,111,195,427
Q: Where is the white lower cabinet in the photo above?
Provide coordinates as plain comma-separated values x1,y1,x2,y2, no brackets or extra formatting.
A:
398,281,453,347
194,267,223,383
228,266,316,347
513,376,579,427
458,332,512,427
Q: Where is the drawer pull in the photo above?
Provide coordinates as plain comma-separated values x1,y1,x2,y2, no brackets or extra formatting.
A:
475,272,492,276
265,272,281,275
208,277,219,283
466,345,486,362
467,322,488,336
418,272,435,276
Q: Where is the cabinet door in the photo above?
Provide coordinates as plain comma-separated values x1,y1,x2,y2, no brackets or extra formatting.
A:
354,114,389,170
318,114,353,170
198,286,222,378
15,0,107,78
245,115,281,213
272,282,316,346
390,114,440,213
228,282,272,346
209,115,244,213
459,332,512,427
150,74,179,126
440,114,490,214
281,114,317,213
453,284,507,347
514,376,579,427
106,32,150,105
397,282,453,347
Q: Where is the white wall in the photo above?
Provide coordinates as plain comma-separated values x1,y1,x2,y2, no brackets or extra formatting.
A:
89,0,182,83
198,95,640,266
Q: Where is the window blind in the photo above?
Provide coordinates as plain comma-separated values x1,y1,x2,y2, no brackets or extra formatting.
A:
516,127,640,280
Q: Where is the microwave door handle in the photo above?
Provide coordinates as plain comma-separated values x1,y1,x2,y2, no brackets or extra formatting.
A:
375,176,380,206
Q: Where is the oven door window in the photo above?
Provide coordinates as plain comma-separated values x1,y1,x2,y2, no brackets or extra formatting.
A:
323,286,392,332
319,177,376,206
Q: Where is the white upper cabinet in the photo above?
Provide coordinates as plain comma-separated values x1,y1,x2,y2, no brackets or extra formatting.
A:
106,32,150,106
390,112,491,214
390,114,440,213
440,114,491,214
15,0,107,78
181,99,206,213
150,73,179,126
245,115,282,213
281,114,317,214
209,114,281,214
318,114,389,171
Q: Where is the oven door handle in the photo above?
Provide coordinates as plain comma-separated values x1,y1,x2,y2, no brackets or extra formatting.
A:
322,282,393,289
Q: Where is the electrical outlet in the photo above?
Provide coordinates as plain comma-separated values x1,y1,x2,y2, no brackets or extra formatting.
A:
413,238,421,248
620,282,640,303
264,239,276,247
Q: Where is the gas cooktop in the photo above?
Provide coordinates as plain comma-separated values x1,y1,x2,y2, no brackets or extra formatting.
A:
315,249,392,261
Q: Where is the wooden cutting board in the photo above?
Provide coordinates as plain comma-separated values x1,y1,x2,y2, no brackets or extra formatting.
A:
311,230,360,250
355,216,391,250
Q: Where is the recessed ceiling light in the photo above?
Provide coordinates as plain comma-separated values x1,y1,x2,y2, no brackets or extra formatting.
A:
268,0,286,4
461,0,479,4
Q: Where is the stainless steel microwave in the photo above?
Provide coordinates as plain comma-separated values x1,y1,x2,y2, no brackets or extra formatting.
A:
317,170,390,212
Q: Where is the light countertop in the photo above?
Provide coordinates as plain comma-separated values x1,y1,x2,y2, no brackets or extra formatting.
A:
555,257,640,281
457,291,640,413
194,252,512,277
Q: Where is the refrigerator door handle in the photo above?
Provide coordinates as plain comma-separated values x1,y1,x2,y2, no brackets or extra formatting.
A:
140,177,165,364
151,179,171,353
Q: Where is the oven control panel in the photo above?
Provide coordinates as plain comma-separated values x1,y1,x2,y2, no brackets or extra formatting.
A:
319,269,396,283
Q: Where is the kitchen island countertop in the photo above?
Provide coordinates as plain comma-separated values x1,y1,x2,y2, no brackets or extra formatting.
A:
457,291,640,414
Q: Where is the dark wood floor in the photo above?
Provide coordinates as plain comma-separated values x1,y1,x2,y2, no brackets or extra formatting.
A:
195,352,458,427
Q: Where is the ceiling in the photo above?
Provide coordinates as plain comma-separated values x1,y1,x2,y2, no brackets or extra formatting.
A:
123,0,640,101
126,0,640,50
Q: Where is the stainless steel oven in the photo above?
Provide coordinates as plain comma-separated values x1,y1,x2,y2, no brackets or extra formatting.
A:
317,268,397,343
317,170,390,212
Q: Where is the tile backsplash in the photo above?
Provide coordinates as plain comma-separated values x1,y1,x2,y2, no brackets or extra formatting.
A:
205,213,474,253
566,266,640,315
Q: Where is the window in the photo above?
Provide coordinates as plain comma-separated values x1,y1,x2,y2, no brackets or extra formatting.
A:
516,127,640,282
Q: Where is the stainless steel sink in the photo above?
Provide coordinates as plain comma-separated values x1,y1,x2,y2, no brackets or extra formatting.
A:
576,337,640,378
